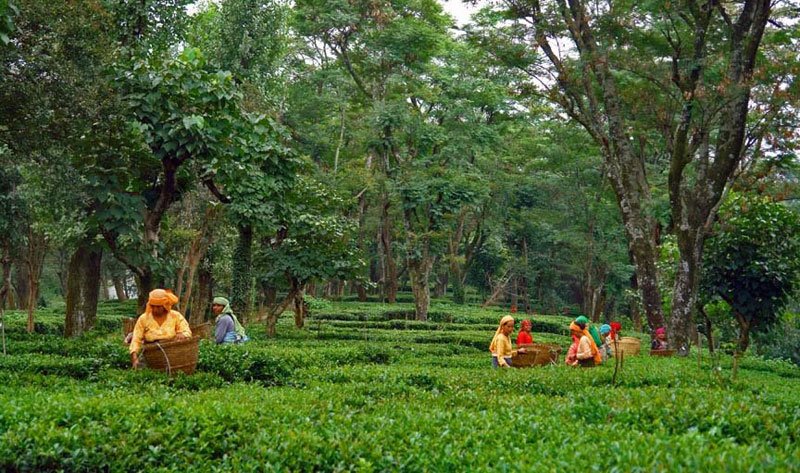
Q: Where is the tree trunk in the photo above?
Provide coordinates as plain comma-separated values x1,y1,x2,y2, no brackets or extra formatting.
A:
355,281,368,302
99,270,109,300
612,179,665,332
64,244,102,337
0,242,11,309
231,223,253,318
135,269,155,313
25,230,46,333
734,311,751,355
668,226,704,355
293,280,307,329
697,302,714,354
408,256,432,321
56,248,68,298
15,258,29,310
112,275,128,301
189,257,213,325
380,198,398,303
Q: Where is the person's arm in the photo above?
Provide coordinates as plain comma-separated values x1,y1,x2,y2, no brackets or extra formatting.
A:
129,317,146,367
215,316,233,344
576,336,593,360
174,311,192,340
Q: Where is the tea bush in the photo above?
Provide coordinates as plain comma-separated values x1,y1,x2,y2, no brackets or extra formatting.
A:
0,300,797,471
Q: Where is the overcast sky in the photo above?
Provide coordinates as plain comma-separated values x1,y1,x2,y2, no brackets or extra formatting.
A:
439,0,483,28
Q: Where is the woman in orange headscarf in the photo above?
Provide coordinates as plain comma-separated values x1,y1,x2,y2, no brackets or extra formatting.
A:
565,319,602,367
129,289,192,368
490,315,522,368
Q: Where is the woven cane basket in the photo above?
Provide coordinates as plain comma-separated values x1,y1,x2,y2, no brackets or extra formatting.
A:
512,343,562,368
611,337,641,356
191,322,212,339
142,336,201,375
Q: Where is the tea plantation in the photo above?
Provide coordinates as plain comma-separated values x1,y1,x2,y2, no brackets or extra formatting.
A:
0,300,798,472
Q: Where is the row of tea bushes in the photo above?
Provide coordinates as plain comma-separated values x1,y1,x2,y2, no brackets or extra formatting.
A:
0,359,798,471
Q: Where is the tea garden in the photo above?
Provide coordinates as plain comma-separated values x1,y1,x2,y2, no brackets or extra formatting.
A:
0,300,798,472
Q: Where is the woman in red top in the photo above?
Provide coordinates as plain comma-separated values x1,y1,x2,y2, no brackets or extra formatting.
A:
516,319,533,346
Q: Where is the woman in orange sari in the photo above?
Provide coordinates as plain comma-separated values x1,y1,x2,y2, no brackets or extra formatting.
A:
129,289,192,369
565,319,602,367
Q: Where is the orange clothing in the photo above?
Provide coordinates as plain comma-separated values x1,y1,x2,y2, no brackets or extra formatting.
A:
129,310,191,354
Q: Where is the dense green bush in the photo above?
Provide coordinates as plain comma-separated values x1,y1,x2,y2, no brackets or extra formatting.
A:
0,300,797,471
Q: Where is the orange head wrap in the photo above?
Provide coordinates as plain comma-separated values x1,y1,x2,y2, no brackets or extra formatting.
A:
146,288,178,316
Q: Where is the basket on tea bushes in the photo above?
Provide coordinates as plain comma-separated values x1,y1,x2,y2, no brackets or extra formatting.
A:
611,337,641,356
142,336,201,375
190,322,212,340
512,343,562,367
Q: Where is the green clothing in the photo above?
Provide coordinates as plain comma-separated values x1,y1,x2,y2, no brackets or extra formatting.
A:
588,326,603,347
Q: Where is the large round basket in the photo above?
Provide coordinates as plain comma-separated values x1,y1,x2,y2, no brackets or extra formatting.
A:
650,349,675,357
142,336,201,375
512,343,562,368
611,337,641,356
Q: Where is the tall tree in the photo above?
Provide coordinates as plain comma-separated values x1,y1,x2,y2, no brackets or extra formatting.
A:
475,0,787,352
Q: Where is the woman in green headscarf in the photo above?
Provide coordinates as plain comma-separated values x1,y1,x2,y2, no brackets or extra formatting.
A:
211,296,249,344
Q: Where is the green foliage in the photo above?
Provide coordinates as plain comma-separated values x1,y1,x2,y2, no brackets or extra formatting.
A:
0,301,799,470
703,194,800,344
0,0,17,45
255,176,364,286
753,314,800,367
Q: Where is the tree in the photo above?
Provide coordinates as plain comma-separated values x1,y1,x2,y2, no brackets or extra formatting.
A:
255,175,364,336
703,194,800,354
474,0,787,353
107,48,287,309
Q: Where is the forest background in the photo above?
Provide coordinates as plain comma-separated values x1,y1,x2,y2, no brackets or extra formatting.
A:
1,0,800,363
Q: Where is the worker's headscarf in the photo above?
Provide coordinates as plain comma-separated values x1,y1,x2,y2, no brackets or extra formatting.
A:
489,315,515,353
610,322,622,340
600,324,611,335
145,289,178,316
575,315,603,346
655,327,666,337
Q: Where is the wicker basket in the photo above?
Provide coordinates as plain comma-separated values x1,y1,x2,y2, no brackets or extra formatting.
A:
191,322,212,340
142,336,201,375
512,343,562,368
650,349,675,357
611,337,641,356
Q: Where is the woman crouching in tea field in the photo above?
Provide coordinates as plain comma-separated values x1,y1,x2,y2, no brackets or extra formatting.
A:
565,318,601,367
129,289,192,369
490,316,525,368
211,296,249,344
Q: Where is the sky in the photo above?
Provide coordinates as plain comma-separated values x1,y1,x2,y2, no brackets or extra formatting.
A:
439,0,484,28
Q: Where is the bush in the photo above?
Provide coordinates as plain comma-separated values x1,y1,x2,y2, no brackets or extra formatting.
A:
753,315,800,367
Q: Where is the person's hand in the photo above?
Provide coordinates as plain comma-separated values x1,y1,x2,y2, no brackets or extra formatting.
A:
519,347,527,354
131,353,140,369
175,333,187,342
